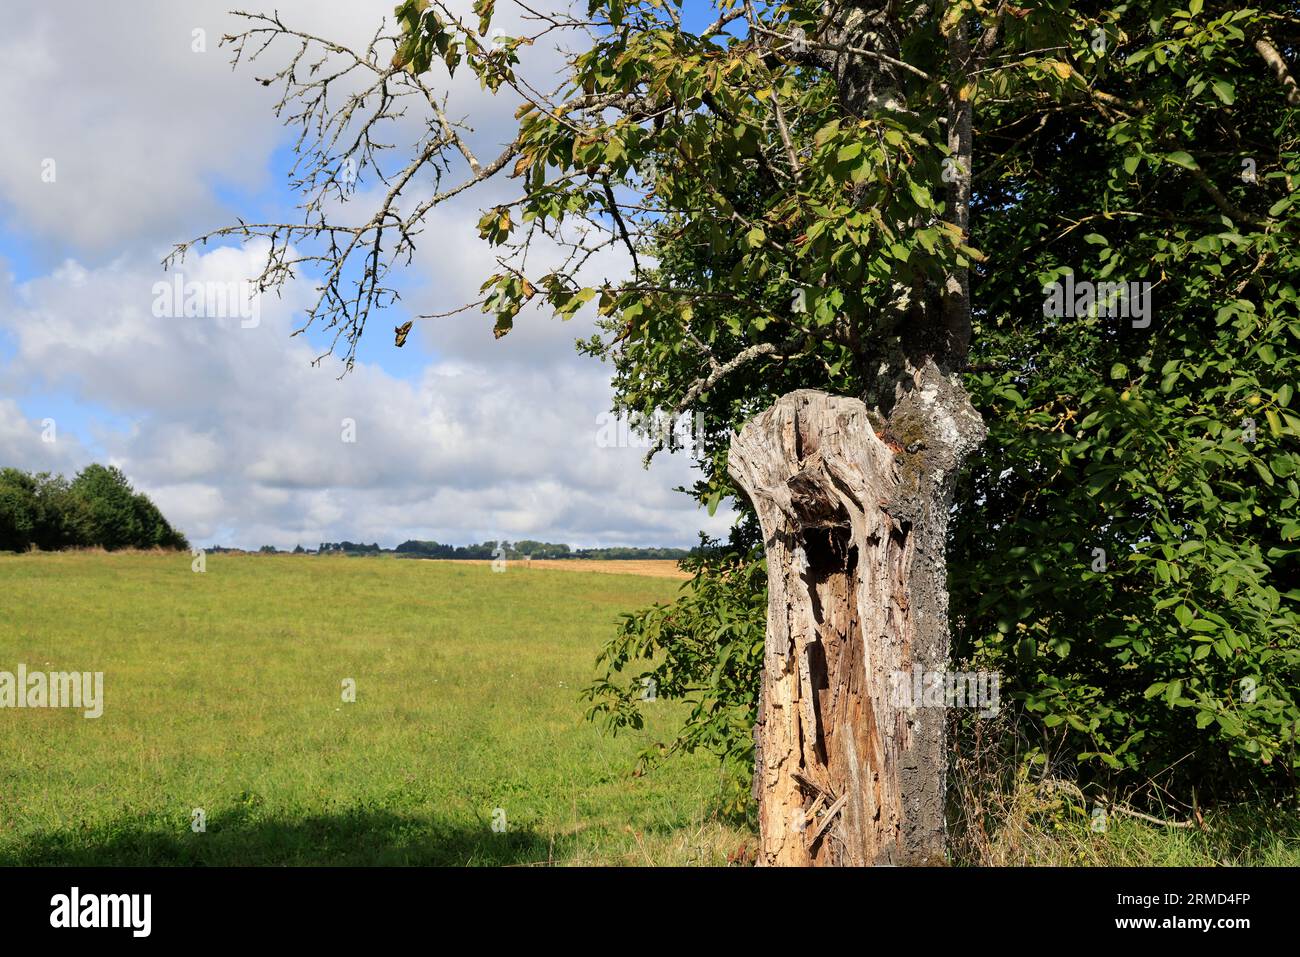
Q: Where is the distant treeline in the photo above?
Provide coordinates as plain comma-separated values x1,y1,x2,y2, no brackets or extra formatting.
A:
392,540,691,560
212,539,693,559
1,468,687,560
0,465,189,553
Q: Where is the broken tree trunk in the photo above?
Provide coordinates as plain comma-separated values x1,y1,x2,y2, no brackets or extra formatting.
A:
728,366,985,866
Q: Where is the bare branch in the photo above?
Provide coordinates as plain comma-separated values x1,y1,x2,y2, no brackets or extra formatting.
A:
643,339,799,465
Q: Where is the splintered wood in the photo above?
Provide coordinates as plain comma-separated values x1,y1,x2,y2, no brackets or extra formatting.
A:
729,390,921,866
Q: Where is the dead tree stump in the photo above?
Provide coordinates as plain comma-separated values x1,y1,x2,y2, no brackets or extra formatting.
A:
729,382,983,866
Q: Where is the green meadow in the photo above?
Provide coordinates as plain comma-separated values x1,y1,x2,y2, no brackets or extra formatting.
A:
0,552,747,865
3,551,1294,867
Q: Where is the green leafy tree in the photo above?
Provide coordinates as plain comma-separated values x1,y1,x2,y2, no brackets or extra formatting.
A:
0,464,188,552
0,468,41,552
178,0,1299,863
30,473,86,550
69,465,147,551
951,1,1300,793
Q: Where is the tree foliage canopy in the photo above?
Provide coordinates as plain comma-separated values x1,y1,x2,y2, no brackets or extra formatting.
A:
585,0,1300,799
0,465,189,552
179,0,1300,801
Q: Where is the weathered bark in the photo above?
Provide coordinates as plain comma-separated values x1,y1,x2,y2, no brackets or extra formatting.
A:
728,363,984,865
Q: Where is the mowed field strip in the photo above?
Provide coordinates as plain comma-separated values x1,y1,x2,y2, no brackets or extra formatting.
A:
421,558,691,579
0,552,744,865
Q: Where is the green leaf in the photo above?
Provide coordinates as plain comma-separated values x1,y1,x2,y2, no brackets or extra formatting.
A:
1211,79,1235,105
837,142,862,163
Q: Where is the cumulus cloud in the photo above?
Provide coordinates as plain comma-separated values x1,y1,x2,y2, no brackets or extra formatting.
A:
0,246,730,548
0,0,732,550
0,398,93,475
0,0,568,260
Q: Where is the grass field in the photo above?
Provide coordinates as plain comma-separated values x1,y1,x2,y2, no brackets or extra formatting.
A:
3,551,1294,867
0,552,748,865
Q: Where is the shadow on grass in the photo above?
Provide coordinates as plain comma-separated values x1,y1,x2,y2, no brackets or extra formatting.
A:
2,806,575,867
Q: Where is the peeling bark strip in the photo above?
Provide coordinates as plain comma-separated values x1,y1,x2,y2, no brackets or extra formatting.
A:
729,380,984,866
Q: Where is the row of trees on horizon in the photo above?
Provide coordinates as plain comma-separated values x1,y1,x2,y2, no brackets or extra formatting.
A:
0,463,694,560
210,540,693,560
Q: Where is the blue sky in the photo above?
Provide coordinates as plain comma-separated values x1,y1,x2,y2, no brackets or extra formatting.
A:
0,0,735,550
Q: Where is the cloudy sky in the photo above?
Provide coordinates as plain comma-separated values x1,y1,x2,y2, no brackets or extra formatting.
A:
0,0,733,550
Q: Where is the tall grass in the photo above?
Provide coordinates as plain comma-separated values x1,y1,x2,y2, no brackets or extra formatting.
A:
948,712,1300,866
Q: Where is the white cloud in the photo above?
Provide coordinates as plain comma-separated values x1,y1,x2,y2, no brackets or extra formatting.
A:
0,0,734,550
0,398,92,475
0,0,569,259
0,247,732,548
